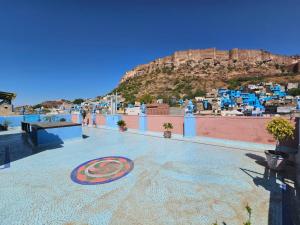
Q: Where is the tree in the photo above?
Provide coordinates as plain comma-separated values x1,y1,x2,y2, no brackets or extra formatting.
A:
227,79,241,90
73,98,85,105
32,104,42,109
288,88,300,96
194,89,206,97
124,94,136,104
139,94,154,104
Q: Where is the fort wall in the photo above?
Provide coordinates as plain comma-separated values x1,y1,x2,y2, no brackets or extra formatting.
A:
120,48,298,83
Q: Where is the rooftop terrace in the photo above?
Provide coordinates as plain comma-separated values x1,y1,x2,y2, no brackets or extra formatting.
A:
0,126,297,225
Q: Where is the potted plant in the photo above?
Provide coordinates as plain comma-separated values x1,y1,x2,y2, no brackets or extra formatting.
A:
117,120,127,132
265,117,294,171
163,122,173,138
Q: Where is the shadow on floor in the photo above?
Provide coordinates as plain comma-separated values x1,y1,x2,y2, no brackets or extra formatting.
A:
242,153,299,225
0,132,63,169
281,162,300,225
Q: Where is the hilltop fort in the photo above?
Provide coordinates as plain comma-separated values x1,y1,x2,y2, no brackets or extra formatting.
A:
112,48,300,103
121,48,300,83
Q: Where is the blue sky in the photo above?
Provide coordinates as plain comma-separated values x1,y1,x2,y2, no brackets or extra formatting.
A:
0,0,299,106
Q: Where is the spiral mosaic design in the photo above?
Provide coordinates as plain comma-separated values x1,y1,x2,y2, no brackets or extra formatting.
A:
71,156,134,185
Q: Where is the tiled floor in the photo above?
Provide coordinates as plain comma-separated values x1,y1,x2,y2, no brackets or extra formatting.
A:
0,127,283,225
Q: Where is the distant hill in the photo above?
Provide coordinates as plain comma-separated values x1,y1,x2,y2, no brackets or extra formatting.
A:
34,99,72,108
111,48,300,103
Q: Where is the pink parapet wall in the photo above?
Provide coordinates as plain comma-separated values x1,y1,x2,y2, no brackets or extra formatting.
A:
71,114,78,123
195,116,276,144
79,113,298,146
122,115,139,129
147,115,184,134
96,114,106,126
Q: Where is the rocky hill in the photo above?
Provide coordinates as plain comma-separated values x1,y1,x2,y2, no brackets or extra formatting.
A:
112,48,300,103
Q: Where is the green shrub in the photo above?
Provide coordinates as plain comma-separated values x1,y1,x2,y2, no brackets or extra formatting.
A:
194,89,206,97
228,79,241,89
287,88,300,96
139,94,154,104
73,98,85,105
32,104,42,109
117,120,126,127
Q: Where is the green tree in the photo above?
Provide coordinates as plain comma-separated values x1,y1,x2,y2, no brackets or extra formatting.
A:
139,94,154,104
194,89,206,97
73,98,85,105
288,88,300,96
227,79,241,89
124,94,136,104
32,104,42,109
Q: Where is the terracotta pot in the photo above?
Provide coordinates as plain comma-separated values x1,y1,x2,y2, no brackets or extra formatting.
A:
119,126,127,132
164,131,172,138
265,150,288,171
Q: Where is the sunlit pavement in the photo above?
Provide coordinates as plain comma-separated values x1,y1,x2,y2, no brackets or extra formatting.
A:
0,127,282,225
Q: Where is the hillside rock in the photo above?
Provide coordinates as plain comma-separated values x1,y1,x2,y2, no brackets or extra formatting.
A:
114,48,300,102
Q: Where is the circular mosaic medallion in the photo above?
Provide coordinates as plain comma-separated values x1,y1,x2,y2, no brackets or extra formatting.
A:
71,156,134,185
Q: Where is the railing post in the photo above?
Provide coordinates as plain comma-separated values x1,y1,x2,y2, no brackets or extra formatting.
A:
139,103,147,132
105,114,121,128
78,114,82,124
139,114,147,132
91,113,96,127
184,115,196,137
184,100,196,137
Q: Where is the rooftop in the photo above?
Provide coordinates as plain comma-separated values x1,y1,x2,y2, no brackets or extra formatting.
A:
0,127,289,225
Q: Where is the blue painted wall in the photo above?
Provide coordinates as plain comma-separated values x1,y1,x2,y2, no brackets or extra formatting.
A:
0,115,24,127
37,125,82,146
55,114,72,122
78,114,82,124
24,114,41,123
139,115,148,132
40,114,72,122
91,113,96,125
105,115,121,128
0,114,73,127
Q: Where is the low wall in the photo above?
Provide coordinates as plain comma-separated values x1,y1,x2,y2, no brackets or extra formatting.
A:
105,115,121,128
195,116,275,144
0,114,73,127
71,114,79,123
147,115,184,134
122,115,139,129
82,114,299,146
34,125,82,147
23,114,41,123
50,114,71,122
0,115,23,127
96,114,106,126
